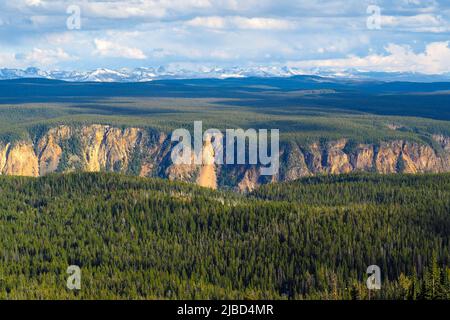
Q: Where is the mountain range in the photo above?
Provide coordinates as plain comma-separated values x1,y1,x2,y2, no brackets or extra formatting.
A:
2,66,450,83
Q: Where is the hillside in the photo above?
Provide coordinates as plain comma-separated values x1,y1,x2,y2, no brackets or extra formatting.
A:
0,124,449,191
0,78,450,191
0,172,449,299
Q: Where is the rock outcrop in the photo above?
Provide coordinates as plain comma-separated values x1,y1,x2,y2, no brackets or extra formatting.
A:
1,142,39,177
0,124,449,192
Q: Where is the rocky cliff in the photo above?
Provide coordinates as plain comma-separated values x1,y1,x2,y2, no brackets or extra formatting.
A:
0,124,449,192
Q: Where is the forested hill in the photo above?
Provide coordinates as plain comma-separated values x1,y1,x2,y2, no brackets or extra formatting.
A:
0,172,449,299
1,77,450,191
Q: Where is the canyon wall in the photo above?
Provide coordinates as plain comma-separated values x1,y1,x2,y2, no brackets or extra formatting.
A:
0,124,449,192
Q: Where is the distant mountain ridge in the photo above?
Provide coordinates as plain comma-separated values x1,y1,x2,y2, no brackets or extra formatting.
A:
1,66,450,83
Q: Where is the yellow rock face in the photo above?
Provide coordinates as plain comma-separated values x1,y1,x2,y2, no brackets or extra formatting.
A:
282,143,310,181
79,125,142,172
39,135,63,175
166,144,198,183
3,143,39,177
400,153,418,174
37,126,73,175
99,127,141,171
237,166,260,193
80,125,108,172
402,143,440,173
308,142,324,174
376,141,403,174
0,124,450,191
326,140,353,174
197,139,217,190
139,163,154,177
354,145,375,171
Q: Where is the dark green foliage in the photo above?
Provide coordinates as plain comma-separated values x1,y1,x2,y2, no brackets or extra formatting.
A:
1,78,450,146
0,172,449,299
127,145,143,176
29,124,50,148
343,139,358,155
57,136,82,172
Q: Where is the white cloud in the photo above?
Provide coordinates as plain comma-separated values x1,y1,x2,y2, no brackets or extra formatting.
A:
0,47,75,68
22,48,74,66
11,0,213,19
2,0,450,72
25,0,42,7
93,39,147,59
186,16,296,30
288,41,450,74
83,1,166,19
380,13,449,32
187,16,227,29
0,52,18,68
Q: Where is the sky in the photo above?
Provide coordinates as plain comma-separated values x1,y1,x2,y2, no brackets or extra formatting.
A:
0,0,450,74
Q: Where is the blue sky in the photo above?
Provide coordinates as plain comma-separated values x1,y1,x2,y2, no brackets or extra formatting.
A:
0,0,449,73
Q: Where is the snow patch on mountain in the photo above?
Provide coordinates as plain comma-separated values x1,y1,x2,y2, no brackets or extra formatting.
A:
1,66,449,83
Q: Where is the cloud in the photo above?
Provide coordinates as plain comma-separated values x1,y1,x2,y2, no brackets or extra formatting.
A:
0,52,18,67
1,0,450,72
0,47,76,68
288,41,450,74
93,39,147,59
380,13,450,32
7,0,213,19
186,16,296,30
82,1,167,19
19,47,74,66
25,0,42,7
82,0,213,19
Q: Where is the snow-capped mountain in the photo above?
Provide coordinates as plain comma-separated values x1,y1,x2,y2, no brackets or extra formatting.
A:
0,66,310,82
1,66,449,83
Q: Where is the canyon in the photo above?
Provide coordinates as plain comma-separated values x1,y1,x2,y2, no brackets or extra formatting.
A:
0,124,449,192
